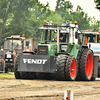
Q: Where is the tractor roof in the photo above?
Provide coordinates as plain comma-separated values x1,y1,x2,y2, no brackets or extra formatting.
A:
39,20,78,31
5,35,25,40
83,32,98,35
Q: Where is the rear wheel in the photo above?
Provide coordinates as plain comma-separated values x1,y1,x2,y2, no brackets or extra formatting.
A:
80,49,93,81
14,55,21,79
76,48,85,81
65,56,77,81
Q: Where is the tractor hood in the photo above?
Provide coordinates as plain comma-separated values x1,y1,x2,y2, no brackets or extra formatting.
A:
37,42,68,56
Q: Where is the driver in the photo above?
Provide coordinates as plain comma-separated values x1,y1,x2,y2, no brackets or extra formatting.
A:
55,30,63,42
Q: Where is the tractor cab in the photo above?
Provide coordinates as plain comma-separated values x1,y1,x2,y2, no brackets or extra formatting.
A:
4,35,23,54
83,32,100,57
3,35,33,72
83,31,100,74
3,35,24,71
37,20,82,57
83,32,100,43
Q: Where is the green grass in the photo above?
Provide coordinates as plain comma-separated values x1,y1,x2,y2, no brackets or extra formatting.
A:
0,72,14,77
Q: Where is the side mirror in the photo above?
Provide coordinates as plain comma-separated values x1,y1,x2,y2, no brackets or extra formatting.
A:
54,30,57,33
26,41,29,46
35,29,39,36
75,31,78,39
89,44,91,48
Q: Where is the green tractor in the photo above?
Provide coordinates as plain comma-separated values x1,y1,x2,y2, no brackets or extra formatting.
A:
14,20,98,81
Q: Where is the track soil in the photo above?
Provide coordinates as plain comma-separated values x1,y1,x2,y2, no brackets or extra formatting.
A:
0,77,100,100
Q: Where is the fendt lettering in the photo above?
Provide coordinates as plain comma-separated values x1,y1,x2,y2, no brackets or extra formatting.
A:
23,59,47,64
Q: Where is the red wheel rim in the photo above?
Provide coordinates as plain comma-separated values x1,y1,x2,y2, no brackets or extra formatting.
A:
70,59,77,79
86,53,93,78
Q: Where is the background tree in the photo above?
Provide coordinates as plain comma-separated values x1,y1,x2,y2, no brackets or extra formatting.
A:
94,0,100,10
2,0,51,41
0,0,99,48
55,1,91,30
0,0,14,48
70,5,91,30
90,16,99,29
55,0,73,19
0,0,37,47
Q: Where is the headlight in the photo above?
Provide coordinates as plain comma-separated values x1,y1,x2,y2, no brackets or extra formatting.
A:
61,45,67,51
10,59,13,61
6,59,8,61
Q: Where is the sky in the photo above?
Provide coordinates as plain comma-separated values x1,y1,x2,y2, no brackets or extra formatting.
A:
39,0,100,20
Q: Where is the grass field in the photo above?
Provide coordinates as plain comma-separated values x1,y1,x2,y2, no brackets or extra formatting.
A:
0,72,14,77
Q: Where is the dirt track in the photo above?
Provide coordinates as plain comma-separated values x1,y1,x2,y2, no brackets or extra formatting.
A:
0,77,100,100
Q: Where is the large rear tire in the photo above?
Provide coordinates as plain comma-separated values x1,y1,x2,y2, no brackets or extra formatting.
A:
55,55,67,81
80,49,93,81
14,55,21,79
65,55,77,81
76,48,85,81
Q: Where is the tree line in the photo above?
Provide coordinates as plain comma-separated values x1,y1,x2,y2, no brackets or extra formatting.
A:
0,0,99,47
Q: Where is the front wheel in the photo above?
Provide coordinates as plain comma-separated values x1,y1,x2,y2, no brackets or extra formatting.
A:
5,66,8,73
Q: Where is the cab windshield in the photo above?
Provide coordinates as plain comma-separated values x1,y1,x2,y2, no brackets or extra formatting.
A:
41,30,69,43
85,34,100,43
4,39,22,50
